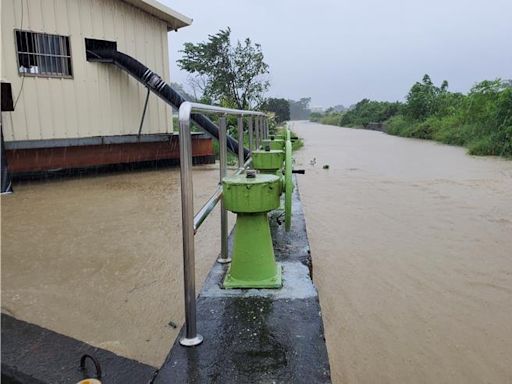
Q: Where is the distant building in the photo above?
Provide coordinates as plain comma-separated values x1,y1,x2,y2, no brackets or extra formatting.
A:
1,0,213,174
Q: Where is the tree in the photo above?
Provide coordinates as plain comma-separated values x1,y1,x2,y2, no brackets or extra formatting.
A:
178,28,270,109
261,98,290,123
288,97,311,120
404,74,450,120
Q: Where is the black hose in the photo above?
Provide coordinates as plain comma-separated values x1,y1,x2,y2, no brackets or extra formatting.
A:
86,48,249,158
79,354,102,379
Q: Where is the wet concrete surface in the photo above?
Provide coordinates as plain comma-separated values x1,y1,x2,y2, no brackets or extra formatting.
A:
1,165,234,367
1,313,156,384
154,179,331,383
292,121,512,384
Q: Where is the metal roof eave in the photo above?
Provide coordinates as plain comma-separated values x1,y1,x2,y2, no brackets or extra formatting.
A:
122,0,193,31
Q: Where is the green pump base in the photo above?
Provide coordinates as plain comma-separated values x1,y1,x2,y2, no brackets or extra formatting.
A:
224,264,282,289
223,212,282,289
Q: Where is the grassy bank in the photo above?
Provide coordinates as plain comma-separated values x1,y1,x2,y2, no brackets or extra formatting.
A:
311,76,512,158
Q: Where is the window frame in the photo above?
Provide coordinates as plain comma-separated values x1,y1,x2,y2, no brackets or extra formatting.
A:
14,29,74,79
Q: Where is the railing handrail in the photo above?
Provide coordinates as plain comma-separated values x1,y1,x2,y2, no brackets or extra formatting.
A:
178,101,268,347
179,101,267,121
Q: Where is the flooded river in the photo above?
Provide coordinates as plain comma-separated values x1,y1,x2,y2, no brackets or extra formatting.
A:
2,124,511,381
292,121,512,383
1,165,233,367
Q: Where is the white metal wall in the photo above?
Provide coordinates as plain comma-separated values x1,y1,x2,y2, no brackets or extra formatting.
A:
1,0,172,142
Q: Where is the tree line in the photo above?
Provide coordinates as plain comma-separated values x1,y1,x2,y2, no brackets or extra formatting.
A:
311,75,512,157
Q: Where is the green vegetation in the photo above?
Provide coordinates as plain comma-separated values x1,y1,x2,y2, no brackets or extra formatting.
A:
276,125,303,151
341,99,401,127
291,134,304,151
261,98,290,123
311,75,512,158
178,28,269,109
388,77,512,157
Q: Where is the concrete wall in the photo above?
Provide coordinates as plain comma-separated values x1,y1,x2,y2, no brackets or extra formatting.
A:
1,0,172,142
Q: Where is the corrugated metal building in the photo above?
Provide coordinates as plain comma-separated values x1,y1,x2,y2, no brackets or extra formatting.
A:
1,0,213,174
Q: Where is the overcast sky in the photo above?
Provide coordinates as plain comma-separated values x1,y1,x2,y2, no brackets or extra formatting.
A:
161,0,512,108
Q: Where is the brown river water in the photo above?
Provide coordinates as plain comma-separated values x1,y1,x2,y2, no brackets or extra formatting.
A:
2,123,512,382
292,121,512,383
1,164,234,366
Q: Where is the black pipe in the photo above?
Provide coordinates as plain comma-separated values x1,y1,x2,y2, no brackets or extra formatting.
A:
86,48,249,158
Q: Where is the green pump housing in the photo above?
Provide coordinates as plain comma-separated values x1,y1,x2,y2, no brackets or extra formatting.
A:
261,138,285,150
222,172,282,289
252,149,284,174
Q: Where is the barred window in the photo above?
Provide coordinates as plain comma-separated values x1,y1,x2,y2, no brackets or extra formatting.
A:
15,30,72,78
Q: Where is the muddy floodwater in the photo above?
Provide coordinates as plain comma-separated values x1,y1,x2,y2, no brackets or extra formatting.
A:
1,164,233,367
292,121,512,383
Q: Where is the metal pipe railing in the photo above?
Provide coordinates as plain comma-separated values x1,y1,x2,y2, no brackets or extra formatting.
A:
178,102,268,347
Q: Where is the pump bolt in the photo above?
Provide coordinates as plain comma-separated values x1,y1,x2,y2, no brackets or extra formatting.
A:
265,145,271,152
246,169,257,178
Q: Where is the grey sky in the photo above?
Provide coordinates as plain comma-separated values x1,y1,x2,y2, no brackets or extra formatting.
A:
162,0,512,108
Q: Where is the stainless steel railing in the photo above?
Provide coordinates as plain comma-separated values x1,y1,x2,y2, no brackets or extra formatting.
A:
178,102,268,347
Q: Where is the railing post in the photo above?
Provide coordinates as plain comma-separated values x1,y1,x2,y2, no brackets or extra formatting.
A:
260,117,264,142
238,115,244,168
178,111,203,347
255,117,260,149
260,116,264,142
248,116,254,151
217,116,231,265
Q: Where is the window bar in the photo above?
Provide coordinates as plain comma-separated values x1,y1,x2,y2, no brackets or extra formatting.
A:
58,36,65,75
52,35,58,75
34,34,43,75
24,31,31,74
49,35,55,75
61,36,69,76
44,34,52,75
56,36,62,75
50,35,57,75
36,34,43,75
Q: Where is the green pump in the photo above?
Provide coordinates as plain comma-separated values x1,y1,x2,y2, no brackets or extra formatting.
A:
253,130,294,232
222,171,283,289
221,129,294,289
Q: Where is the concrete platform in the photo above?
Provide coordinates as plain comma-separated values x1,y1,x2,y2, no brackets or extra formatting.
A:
154,178,331,383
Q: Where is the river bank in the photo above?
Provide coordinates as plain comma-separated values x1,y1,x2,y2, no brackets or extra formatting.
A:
311,78,512,158
292,121,512,383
